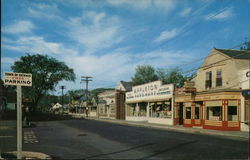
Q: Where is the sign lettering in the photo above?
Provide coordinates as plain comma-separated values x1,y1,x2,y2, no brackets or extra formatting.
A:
126,81,174,102
4,72,32,86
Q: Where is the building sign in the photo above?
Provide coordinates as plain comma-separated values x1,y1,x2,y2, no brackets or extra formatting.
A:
4,72,32,86
126,81,174,102
239,69,250,90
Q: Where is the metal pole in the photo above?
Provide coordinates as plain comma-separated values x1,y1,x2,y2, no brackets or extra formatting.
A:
17,86,22,159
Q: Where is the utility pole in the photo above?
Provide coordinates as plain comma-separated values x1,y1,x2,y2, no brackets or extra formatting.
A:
81,76,92,117
59,85,65,105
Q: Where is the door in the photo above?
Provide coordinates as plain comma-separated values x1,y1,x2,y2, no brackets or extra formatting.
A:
178,103,183,125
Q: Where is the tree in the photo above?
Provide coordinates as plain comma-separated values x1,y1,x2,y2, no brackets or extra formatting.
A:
131,65,158,85
240,41,250,50
157,68,196,88
11,54,76,112
157,68,185,87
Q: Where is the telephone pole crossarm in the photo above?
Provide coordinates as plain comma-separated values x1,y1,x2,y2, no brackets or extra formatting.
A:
80,76,93,116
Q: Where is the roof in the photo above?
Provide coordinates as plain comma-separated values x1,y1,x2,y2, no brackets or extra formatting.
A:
216,48,250,60
120,81,132,91
98,100,106,104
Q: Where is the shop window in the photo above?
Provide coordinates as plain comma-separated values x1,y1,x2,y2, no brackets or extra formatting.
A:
139,103,147,117
185,107,191,119
127,104,135,116
228,106,238,121
205,71,212,88
150,101,171,118
216,70,222,87
131,103,147,117
245,100,250,123
195,107,200,119
206,106,222,121
110,104,115,114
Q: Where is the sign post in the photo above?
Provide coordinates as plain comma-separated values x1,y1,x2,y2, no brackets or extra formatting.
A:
16,86,22,159
4,72,32,159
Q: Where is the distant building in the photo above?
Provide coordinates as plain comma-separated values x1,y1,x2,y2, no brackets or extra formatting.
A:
97,81,132,120
97,90,116,119
175,48,250,131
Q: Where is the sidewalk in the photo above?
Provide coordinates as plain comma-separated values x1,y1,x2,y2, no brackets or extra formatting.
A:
0,120,17,154
0,120,50,159
84,116,249,140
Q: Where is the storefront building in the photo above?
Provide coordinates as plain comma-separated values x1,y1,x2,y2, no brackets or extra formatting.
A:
239,69,250,132
97,90,116,119
175,48,250,131
126,80,174,125
97,81,132,120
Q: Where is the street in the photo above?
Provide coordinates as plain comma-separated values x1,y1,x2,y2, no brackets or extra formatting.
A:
16,119,249,159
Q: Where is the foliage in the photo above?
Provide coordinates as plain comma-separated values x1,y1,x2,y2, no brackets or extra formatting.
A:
11,54,76,112
66,88,114,104
131,65,196,88
37,94,60,112
131,65,158,85
240,41,250,50
89,88,114,98
157,68,186,87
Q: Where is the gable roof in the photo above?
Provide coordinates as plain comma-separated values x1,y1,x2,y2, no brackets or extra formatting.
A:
216,48,250,60
120,81,132,91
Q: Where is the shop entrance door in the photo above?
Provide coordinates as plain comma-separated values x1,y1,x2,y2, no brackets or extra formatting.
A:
178,103,183,125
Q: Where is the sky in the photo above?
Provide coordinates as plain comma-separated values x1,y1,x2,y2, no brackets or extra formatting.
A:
1,0,250,95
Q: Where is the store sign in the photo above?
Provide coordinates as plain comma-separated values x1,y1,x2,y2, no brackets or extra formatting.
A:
4,72,32,86
246,71,250,78
126,81,173,102
240,69,250,90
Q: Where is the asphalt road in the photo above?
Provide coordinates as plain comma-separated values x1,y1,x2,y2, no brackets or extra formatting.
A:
22,119,249,159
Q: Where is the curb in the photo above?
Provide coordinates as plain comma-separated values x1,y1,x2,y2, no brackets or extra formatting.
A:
86,117,249,140
1,151,51,159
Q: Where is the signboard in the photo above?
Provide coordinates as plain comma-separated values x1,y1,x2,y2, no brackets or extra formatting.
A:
239,69,250,90
4,72,32,86
126,81,174,102
3,72,32,159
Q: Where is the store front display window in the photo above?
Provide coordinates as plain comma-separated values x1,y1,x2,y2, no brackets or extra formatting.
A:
206,106,222,121
126,104,136,116
150,101,171,118
138,103,147,117
126,103,147,117
228,106,238,121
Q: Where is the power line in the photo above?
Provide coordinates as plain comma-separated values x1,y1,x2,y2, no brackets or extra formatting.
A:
181,49,250,75
80,76,93,115
178,42,249,69
81,76,93,98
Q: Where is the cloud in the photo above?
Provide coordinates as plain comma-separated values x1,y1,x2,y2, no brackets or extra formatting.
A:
27,3,61,20
179,7,192,17
2,36,78,56
1,57,18,72
205,7,234,20
154,28,178,42
4,20,34,34
66,11,123,54
106,0,177,11
62,48,196,89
